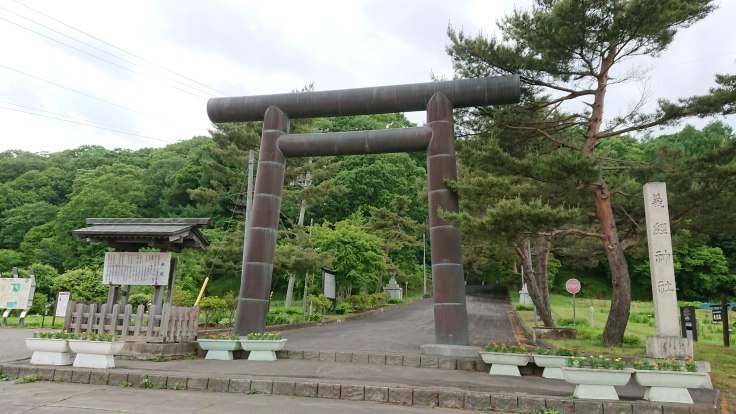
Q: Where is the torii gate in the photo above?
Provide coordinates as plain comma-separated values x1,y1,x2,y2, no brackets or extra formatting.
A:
207,75,520,346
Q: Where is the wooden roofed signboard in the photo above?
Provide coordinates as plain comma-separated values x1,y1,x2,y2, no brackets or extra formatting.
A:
103,252,171,286
73,218,210,252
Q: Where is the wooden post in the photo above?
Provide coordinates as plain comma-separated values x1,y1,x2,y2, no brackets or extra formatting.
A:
166,258,178,305
723,292,730,347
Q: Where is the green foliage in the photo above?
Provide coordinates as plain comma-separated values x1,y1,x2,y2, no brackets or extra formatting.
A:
15,374,46,384
171,285,195,307
51,267,108,303
306,294,332,314
313,153,426,223
0,202,58,249
312,219,384,293
0,249,24,272
344,292,389,311
516,304,534,311
30,292,49,314
140,377,153,389
128,293,152,308
198,296,227,326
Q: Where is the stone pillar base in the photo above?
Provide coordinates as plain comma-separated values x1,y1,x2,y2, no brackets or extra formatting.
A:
420,344,481,358
645,336,693,359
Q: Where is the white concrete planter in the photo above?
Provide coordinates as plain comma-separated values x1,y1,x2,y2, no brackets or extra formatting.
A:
479,351,531,376
68,340,125,369
26,338,72,366
634,370,708,404
560,367,633,400
239,339,287,361
197,339,241,360
533,354,568,379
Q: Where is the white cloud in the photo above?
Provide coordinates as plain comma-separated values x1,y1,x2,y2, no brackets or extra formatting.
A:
0,0,733,154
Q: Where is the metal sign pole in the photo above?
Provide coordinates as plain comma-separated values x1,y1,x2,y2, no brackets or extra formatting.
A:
573,293,577,330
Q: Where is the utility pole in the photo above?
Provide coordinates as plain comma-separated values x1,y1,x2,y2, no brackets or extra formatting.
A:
422,232,427,297
238,150,256,298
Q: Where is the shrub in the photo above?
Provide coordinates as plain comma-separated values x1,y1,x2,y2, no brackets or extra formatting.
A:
387,298,402,305
128,293,152,309
516,304,534,311
622,333,641,346
557,318,588,328
306,294,332,314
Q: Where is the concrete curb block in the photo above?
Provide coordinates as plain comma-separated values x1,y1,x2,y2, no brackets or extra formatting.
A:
0,363,718,413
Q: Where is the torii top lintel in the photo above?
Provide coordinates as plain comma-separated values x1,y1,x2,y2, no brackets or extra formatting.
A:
207,75,520,123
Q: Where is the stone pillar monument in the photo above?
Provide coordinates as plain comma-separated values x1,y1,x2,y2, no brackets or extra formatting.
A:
643,182,693,358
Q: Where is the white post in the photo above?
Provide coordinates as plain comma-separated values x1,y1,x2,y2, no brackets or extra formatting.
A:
643,182,693,358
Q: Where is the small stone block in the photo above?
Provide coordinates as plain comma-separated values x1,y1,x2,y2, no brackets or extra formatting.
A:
465,391,492,411
147,374,167,389
492,394,518,411
386,354,403,366
604,401,633,414
661,406,691,414
295,382,318,398
457,358,476,371
319,351,335,362
688,406,717,414
368,353,386,364
207,378,230,393
439,390,464,409
547,398,575,414
273,380,295,395
519,396,548,413
251,379,273,394
288,350,304,360
388,387,412,405
403,354,421,368
438,357,457,370
335,351,352,363
3,365,20,380
275,350,288,359
71,370,91,384
630,402,659,414
318,383,340,399
413,389,439,406
365,385,389,402
420,355,439,368
477,358,490,372
53,368,73,383
341,384,365,400
187,376,208,391
167,375,187,390
576,400,604,414
228,378,251,393
127,373,145,388
36,367,56,381
303,351,320,361
107,371,128,387
18,366,38,379
351,353,369,364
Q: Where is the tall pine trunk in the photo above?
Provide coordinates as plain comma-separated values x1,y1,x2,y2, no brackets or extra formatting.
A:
593,177,632,346
517,241,555,328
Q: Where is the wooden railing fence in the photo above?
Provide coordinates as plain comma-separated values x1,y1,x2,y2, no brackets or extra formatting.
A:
62,301,199,343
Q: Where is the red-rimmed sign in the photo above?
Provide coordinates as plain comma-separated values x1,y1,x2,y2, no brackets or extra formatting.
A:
566,278,581,295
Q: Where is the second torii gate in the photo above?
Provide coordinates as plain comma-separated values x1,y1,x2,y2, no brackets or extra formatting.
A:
207,75,520,346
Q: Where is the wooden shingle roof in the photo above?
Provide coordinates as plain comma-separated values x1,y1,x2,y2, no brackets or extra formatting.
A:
73,218,210,252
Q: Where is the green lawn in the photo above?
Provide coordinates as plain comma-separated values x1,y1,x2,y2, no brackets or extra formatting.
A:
514,293,736,413
1,314,65,329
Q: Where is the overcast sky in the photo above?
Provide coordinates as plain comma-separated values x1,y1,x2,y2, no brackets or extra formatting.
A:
1,0,734,154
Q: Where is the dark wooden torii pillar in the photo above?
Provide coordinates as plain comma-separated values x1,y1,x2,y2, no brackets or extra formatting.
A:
207,76,520,346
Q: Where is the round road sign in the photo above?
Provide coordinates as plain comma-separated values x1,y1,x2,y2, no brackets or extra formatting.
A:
566,278,581,295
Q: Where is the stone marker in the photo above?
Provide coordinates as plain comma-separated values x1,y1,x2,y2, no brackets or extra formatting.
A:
643,182,693,358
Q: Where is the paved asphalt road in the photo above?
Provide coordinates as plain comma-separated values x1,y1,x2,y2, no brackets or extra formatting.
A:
283,295,517,353
0,294,524,413
0,328,33,363
0,381,460,414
